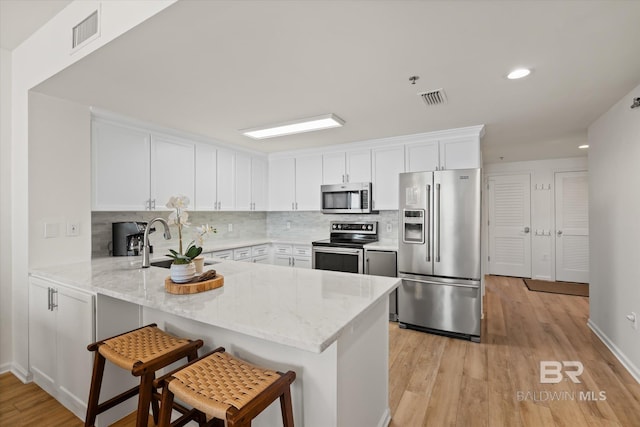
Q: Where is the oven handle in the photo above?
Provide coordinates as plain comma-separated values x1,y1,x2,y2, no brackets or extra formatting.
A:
312,246,363,255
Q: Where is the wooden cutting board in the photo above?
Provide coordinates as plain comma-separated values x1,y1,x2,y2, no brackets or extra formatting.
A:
165,274,224,294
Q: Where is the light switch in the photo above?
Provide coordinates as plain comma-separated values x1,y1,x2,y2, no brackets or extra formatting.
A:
44,223,59,238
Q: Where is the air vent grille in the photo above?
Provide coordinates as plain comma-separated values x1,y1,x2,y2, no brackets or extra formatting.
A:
419,89,447,106
72,10,98,48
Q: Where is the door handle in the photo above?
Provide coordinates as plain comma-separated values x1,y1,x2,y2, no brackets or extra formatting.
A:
435,183,441,263
524,227,530,233
557,230,563,236
47,287,52,311
426,184,431,262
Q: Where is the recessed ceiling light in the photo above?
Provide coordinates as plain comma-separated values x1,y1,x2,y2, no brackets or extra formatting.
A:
507,68,531,80
241,114,345,139
578,144,589,149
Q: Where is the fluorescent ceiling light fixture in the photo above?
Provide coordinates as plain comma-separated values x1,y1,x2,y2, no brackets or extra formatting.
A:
507,68,531,79
241,114,345,139
578,144,589,149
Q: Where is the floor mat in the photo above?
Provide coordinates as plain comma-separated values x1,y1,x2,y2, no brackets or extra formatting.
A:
523,278,589,297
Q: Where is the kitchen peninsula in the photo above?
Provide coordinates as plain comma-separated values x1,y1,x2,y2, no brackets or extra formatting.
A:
29,257,399,427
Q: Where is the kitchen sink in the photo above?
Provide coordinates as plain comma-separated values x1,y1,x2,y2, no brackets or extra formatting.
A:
150,259,219,269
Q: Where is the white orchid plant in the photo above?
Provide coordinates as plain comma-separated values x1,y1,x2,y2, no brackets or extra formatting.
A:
165,195,217,264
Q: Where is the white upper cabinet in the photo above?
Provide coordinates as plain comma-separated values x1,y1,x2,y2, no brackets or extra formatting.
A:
235,153,252,211
268,154,322,211
405,140,440,172
235,153,268,211
439,136,481,170
92,119,197,211
251,157,268,211
323,149,371,184
405,136,480,172
92,120,151,211
346,149,372,183
195,145,266,211
372,145,405,210
195,143,217,210
295,154,323,210
269,157,296,211
322,152,346,184
216,148,235,211
150,133,195,210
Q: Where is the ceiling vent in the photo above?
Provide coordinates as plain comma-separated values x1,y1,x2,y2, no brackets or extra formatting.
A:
72,10,99,49
418,89,447,106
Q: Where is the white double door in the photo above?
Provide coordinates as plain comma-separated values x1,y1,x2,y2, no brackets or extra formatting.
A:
487,171,589,282
488,174,532,278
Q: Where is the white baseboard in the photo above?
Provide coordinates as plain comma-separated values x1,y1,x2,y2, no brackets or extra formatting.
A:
588,319,640,384
0,362,11,374
377,407,391,427
9,363,32,383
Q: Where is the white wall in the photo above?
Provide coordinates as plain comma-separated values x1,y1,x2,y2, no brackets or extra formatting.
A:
0,47,13,372
587,84,640,382
28,92,92,267
483,157,588,280
9,0,175,378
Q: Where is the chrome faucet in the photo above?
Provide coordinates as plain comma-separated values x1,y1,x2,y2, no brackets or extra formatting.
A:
142,218,171,268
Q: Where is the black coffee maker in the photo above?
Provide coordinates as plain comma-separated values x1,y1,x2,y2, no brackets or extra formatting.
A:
112,222,153,256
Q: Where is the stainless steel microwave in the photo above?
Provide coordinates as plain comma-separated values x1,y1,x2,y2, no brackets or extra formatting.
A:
321,182,372,214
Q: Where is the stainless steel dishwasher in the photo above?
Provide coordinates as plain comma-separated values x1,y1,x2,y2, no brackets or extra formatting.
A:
365,249,398,321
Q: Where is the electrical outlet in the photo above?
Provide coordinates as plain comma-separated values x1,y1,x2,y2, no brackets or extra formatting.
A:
386,222,392,233
228,223,233,232
627,312,638,330
286,221,291,230
66,221,80,237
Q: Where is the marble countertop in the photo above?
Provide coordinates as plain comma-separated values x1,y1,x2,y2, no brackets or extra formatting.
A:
199,238,313,253
30,257,399,354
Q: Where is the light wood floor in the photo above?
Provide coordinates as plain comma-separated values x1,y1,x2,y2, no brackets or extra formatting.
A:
389,276,640,427
1,276,639,426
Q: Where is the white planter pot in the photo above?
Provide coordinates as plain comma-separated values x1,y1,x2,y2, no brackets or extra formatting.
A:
170,262,195,283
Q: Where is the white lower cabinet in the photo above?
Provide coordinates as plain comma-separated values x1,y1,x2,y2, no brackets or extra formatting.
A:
29,276,95,421
272,244,311,269
207,249,233,260
233,246,252,262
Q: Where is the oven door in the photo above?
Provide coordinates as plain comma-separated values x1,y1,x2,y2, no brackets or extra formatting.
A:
312,246,364,274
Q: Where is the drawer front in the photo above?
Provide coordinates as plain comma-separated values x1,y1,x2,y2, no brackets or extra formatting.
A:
234,247,252,260
252,255,270,264
209,250,232,260
273,244,292,255
252,244,269,257
293,245,312,257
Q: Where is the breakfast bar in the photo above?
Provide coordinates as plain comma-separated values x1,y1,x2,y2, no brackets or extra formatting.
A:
29,257,400,427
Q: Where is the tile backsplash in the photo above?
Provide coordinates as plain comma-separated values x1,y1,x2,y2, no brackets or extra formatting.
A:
92,210,399,258
92,211,267,257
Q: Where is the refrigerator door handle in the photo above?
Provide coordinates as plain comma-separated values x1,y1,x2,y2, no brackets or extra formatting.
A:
435,183,441,262
426,184,431,262
401,277,479,289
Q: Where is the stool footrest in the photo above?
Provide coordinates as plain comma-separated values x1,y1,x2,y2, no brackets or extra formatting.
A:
96,384,139,415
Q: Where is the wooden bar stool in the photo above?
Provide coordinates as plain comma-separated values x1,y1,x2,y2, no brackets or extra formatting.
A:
84,323,203,427
155,347,296,427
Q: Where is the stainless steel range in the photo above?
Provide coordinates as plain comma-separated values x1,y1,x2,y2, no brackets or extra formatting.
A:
312,221,378,274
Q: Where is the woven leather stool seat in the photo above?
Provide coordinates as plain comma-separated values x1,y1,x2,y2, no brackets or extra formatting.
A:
99,325,191,371
156,347,296,427
84,324,203,427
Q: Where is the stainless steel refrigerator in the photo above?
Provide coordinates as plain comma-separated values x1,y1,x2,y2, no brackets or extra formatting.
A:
398,169,481,342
